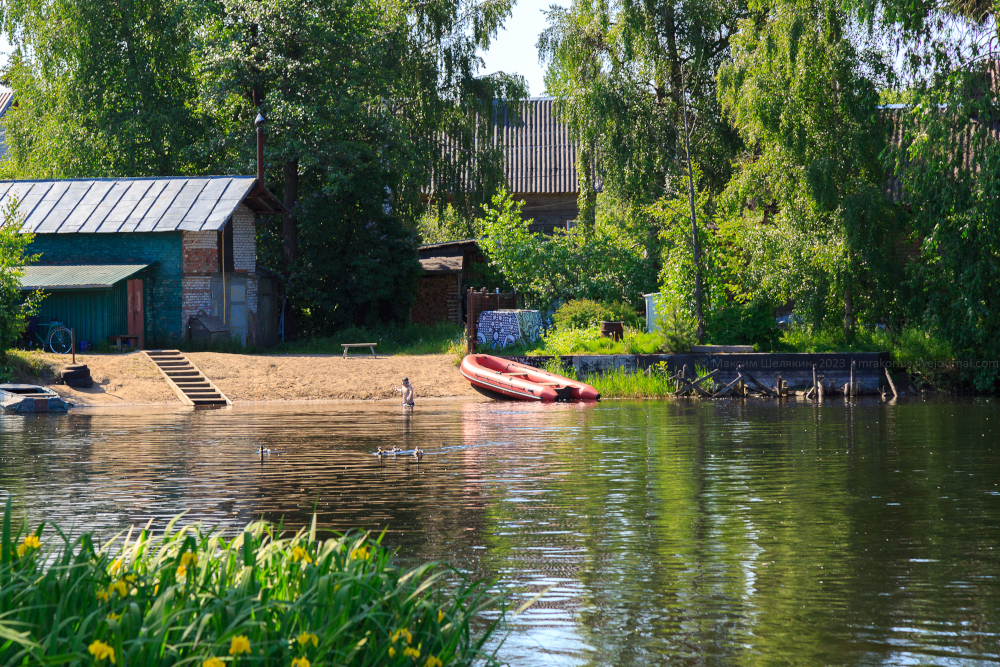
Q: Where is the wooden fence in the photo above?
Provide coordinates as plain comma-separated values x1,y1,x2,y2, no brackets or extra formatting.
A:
465,288,524,353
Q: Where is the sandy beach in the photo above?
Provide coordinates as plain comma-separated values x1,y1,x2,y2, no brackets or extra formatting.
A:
14,351,478,407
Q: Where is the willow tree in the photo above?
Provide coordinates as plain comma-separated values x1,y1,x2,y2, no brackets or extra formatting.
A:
0,0,205,178
717,0,902,337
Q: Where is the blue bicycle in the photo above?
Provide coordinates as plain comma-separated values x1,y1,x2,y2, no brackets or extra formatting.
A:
22,317,74,354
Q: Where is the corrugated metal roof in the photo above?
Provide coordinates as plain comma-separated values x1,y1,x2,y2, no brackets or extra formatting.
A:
21,264,149,290
432,99,582,196
0,176,284,234
0,90,13,117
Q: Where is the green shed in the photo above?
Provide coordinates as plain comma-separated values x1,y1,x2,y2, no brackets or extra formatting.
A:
21,264,151,350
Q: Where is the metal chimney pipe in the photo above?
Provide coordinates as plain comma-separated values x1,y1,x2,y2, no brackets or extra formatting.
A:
255,112,266,184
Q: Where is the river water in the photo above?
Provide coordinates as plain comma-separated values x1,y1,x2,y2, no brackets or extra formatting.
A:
1,397,999,665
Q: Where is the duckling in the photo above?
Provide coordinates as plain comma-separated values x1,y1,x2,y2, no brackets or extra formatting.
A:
413,448,424,459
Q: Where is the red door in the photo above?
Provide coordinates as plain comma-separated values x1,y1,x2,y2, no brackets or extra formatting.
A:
127,279,144,349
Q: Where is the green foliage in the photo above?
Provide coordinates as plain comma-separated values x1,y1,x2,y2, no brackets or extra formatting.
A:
477,190,651,309
717,0,902,337
0,204,42,381
0,0,205,178
652,294,698,353
418,205,481,245
537,0,745,203
0,499,501,666
588,364,679,399
0,0,526,332
706,299,781,349
289,193,422,331
552,299,641,331
887,64,1000,390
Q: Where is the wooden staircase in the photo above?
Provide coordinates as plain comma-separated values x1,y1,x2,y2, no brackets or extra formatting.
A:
144,350,232,407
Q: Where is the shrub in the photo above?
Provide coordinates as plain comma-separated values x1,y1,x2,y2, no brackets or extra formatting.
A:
706,299,780,349
553,299,641,331
652,295,698,353
0,497,501,667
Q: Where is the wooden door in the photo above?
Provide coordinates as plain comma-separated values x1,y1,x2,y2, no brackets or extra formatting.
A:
127,279,144,349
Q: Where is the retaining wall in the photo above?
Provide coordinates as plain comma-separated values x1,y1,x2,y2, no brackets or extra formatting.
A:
499,352,891,394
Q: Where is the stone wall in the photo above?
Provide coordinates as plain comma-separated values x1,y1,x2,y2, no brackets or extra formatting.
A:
499,352,891,393
28,232,184,343
413,274,461,325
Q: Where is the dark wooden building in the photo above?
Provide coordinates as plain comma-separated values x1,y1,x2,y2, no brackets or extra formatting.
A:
412,240,487,326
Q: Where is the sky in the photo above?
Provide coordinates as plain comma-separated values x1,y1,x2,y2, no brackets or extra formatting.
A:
479,0,567,97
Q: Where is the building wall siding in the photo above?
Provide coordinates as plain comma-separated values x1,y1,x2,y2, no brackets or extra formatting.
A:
27,232,183,343
516,193,579,233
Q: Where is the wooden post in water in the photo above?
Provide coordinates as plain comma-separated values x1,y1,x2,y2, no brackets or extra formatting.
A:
884,367,898,399
812,364,818,400
850,361,855,398
817,379,824,400
777,374,783,398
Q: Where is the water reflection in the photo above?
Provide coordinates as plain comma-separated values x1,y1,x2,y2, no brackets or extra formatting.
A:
1,398,999,665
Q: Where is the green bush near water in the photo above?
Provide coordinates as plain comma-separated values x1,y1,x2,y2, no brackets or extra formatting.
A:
552,300,642,331
0,498,500,667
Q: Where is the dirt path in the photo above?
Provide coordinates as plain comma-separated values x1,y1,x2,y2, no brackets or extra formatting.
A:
16,351,477,406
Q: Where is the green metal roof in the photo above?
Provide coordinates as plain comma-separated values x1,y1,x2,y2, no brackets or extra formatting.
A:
21,264,149,290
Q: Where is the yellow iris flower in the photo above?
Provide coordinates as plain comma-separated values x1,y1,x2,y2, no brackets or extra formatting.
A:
88,640,116,664
291,658,310,667
350,546,369,561
425,657,443,667
296,632,319,648
176,565,187,579
403,645,421,659
438,609,445,623
229,635,251,656
392,628,413,645
291,546,313,564
16,535,40,558
181,552,198,568
108,580,128,598
202,658,225,667
105,612,122,622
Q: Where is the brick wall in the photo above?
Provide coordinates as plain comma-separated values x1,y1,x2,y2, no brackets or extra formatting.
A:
179,204,261,345
413,274,461,325
27,232,184,343
182,231,217,275
233,204,256,273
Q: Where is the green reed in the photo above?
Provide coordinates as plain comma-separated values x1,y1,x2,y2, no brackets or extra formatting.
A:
0,497,501,667
588,363,684,399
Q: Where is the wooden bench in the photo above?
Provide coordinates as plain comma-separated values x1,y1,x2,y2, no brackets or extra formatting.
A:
108,334,140,351
342,343,377,359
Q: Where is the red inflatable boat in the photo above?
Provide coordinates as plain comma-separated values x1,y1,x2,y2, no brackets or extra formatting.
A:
460,354,600,401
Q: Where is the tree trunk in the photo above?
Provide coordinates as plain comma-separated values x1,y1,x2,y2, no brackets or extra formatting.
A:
283,158,299,267
577,139,597,234
283,158,299,337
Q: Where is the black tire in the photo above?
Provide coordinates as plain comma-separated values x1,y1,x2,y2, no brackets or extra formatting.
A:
61,369,90,381
47,327,73,354
65,376,94,388
62,364,89,372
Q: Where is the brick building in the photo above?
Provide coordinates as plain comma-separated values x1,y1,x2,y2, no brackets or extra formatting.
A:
412,240,487,326
1,176,283,347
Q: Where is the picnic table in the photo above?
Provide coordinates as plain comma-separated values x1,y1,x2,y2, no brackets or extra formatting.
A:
342,343,377,359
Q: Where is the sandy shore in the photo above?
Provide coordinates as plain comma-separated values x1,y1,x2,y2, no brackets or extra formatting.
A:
15,351,478,407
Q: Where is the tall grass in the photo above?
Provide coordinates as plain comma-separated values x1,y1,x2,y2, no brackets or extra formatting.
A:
589,364,680,399
271,324,464,357
0,497,501,666
483,326,662,357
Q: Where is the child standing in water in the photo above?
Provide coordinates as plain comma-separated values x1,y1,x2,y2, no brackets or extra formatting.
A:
395,377,414,407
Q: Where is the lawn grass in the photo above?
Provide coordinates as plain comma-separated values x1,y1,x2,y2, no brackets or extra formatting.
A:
1,349,59,383
0,496,501,667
